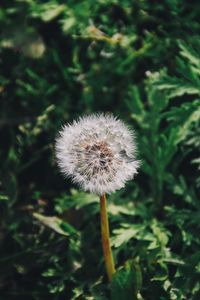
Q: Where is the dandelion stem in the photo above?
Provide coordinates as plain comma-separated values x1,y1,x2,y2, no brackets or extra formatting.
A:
100,193,115,281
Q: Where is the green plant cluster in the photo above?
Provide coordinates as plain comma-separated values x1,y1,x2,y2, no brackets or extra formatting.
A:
0,1,200,299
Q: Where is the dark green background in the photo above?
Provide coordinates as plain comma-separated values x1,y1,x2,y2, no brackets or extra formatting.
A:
0,1,200,299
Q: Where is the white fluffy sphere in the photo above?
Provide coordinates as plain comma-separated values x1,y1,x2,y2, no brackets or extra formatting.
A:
55,114,139,195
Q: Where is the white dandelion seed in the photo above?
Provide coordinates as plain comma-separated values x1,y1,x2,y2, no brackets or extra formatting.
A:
55,113,139,195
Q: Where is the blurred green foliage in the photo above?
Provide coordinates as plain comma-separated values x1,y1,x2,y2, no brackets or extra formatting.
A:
0,0,200,299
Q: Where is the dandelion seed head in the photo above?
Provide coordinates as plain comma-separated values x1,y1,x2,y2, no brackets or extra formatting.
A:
55,114,139,195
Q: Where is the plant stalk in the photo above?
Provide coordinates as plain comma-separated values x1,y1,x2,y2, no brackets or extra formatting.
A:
100,193,115,281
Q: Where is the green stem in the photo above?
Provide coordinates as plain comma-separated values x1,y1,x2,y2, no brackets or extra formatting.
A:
100,193,115,281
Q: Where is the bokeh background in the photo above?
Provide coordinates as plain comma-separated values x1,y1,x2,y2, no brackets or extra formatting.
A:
0,1,200,299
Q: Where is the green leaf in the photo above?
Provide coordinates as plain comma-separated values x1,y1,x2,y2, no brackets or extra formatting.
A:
31,3,66,22
112,225,143,248
33,213,78,236
179,41,200,69
0,194,8,201
111,259,142,300
151,219,169,248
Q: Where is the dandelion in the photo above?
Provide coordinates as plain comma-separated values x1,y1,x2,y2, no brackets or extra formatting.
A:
55,113,139,281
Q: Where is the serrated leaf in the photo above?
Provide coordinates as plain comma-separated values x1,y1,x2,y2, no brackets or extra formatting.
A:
111,225,142,248
179,41,200,68
111,259,142,300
